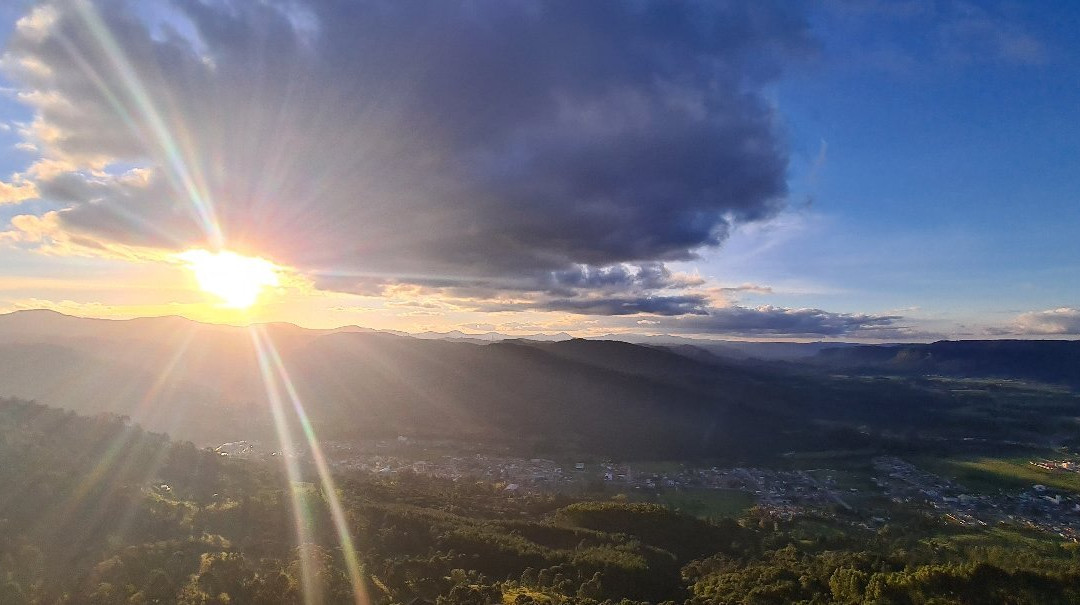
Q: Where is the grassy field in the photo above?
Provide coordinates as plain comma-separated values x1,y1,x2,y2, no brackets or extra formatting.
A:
629,488,756,520
918,525,1080,572
788,518,860,547
919,456,1080,494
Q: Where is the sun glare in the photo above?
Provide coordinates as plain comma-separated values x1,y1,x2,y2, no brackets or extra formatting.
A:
178,249,281,309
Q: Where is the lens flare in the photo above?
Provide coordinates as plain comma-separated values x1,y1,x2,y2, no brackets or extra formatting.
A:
70,0,224,248
179,249,280,309
251,328,321,604
56,6,366,600
252,326,370,605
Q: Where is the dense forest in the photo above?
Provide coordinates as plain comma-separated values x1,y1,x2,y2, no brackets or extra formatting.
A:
2,399,1079,604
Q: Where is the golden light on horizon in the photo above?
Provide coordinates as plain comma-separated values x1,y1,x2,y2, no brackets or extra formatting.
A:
177,249,281,309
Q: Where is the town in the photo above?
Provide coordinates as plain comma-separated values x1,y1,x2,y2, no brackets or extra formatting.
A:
873,456,1080,539
215,437,1080,541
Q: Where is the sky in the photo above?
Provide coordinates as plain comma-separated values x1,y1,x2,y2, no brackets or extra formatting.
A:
0,0,1075,341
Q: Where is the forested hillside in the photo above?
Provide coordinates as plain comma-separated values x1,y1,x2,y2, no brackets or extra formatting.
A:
2,399,1080,604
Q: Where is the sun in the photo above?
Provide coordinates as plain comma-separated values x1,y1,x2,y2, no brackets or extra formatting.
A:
177,249,281,309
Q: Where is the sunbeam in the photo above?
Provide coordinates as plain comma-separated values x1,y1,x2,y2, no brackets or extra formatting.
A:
250,327,322,605
40,329,196,533
252,325,370,605
68,0,223,248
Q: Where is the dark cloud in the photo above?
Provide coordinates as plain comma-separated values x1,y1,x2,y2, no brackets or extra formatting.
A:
656,305,899,336
5,0,812,291
540,263,702,296
313,274,899,336
535,295,710,317
315,261,702,301
458,298,899,335
4,1,903,338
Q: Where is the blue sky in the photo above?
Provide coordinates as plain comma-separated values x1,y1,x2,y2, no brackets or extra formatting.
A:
0,1,1075,340
692,0,1080,336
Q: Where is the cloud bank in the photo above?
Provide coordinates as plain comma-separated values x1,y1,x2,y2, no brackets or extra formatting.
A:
1011,308,1080,336
0,0,902,336
4,1,806,274
657,305,900,337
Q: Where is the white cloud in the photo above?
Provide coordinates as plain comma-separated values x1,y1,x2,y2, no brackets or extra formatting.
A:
1012,307,1080,336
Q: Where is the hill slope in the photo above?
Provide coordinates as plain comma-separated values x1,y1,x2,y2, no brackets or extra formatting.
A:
0,311,804,457
3,311,1076,458
811,339,1080,386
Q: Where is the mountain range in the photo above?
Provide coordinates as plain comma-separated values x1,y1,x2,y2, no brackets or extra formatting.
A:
0,310,1077,459
811,340,1080,387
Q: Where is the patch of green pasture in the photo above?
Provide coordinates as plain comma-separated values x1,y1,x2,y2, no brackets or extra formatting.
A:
919,456,1080,493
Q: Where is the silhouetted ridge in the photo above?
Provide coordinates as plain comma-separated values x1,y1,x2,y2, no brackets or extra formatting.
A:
813,339,1080,386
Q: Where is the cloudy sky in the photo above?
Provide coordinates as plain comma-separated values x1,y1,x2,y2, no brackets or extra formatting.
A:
0,0,1076,340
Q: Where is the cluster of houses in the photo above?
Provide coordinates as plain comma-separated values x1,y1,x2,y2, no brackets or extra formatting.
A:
873,456,1080,540
1029,459,1080,473
213,437,1079,541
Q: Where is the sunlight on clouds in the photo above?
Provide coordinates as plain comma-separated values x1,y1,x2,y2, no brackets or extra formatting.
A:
0,178,38,204
1,210,173,261
13,5,57,43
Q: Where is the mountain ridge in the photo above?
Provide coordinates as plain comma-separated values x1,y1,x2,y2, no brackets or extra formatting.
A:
2,310,1076,458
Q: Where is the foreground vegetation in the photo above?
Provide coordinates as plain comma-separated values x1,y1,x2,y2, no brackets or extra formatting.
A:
1,399,1079,605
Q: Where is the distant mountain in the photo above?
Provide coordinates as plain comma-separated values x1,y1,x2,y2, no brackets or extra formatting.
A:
591,333,858,361
4,311,1075,459
708,340,858,361
388,325,853,358
411,330,574,342
0,310,807,457
810,339,1080,387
